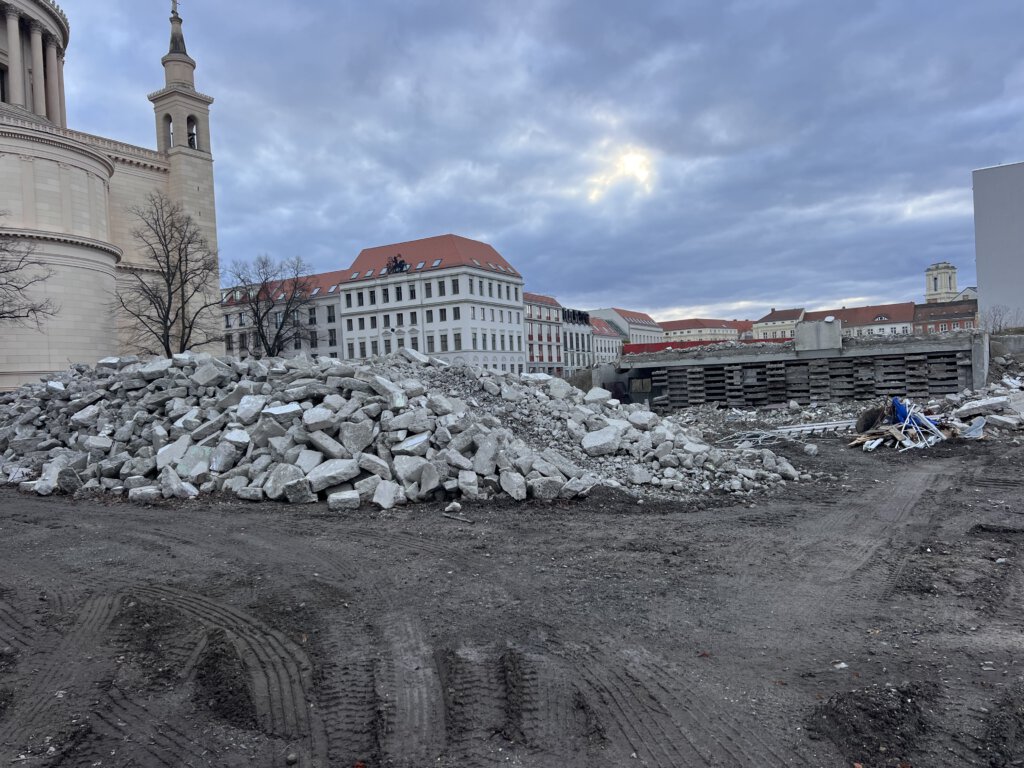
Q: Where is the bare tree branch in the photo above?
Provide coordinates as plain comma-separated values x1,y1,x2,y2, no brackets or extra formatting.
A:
225,255,316,358
115,193,223,356
0,214,59,330
981,304,1024,333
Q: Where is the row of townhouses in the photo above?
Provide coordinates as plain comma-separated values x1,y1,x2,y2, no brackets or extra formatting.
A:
221,234,654,376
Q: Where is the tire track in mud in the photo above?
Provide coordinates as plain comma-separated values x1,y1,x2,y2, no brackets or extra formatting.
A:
377,615,447,766
0,592,124,748
623,648,809,766
0,597,34,653
134,584,329,768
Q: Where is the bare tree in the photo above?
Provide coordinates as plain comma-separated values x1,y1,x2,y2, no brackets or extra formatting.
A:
116,193,223,356
981,304,1024,333
226,255,316,358
0,215,58,329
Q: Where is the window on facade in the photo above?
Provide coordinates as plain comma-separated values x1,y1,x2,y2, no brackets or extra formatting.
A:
275,311,283,328
384,339,392,354
370,316,378,329
451,278,459,295
488,283,494,298
453,332,462,350
383,314,391,328
369,290,376,305
425,283,433,299
346,318,353,331
410,311,418,325
382,288,389,303
396,286,403,301
345,293,353,308
940,322,948,332
471,307,476,320
453,307,460,321
427,336,435,353
225,315,232,329
347,342,355,358
225,334,234,351
371,341,379,355
358,317,366,331
438,281,446,297
294,336,302,350
426,310,434,324
359,342,367,357
492,333,497,350
439,308,447,322
518,335,523,351
965,320,973,329
500,335,506,351
411,337,419,350
440,334,449,352
952,321,960,329
327,306,335,323
397,313,404,327
490,309,495,322
328,328,337,346
310,332,319,348
409,284,417,300
357,292,365,307
482,334,487,350
308,307,317,325
330,352,338,358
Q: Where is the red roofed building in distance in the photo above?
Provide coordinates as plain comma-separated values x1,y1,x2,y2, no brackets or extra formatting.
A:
659,318,754,343
341,234,526,372
222,270,348,358
589,308,665,345
753,308,805,340
524,292,564,375
804,302,916,337
591,318,624,364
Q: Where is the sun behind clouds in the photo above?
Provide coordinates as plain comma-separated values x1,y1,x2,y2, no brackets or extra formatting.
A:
588,146,655,202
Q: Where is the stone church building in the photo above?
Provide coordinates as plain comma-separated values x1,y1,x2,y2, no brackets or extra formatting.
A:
0,1,218,389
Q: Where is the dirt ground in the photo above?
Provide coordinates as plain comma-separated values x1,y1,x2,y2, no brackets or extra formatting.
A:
1,436,1024,767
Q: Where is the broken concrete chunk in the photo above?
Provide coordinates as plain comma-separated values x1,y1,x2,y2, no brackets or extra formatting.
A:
306,459,361,493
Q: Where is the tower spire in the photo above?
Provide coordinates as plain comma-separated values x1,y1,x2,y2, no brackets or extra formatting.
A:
162,1,196,88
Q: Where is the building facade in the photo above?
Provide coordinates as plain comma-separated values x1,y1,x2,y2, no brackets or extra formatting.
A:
591,317,623,364
660,318,740,343
913,300,978,335
589,308,664,345
561,307,592,376
974,161,1024,329
753,308,805,340
524,292,563,375
1,3,218,389
803,302,916,337
340,234,526,372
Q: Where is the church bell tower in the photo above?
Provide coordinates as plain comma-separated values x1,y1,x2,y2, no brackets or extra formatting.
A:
147,2,218,252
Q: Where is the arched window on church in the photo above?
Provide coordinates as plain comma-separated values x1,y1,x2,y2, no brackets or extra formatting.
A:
186,115,199,150
163,113,174,149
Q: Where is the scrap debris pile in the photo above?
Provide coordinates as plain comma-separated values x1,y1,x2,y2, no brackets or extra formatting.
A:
0,350,813,509
848,370,1024,452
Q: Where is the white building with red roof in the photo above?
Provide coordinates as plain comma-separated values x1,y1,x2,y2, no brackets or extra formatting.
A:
524,291,564,375
590,318,623,364
753,308,806,340
339,234,526,372
589,308,665,345
660,318,742,343
804,302,916,337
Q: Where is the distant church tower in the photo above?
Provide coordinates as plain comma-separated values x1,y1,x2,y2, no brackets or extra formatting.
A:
924,262,958,304
147,3,218,255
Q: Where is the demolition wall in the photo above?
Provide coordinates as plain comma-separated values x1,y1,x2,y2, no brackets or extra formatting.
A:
618,336,985,413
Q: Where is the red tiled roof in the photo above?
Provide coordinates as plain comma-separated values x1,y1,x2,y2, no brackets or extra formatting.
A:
222,269,347,306
913,300,978,323
804,302,915,326
611,308,659,326
723,319,753,333
524,292,562,308
756,308,805,323
345,234,520,284
660,318,741,332
591,318,623,337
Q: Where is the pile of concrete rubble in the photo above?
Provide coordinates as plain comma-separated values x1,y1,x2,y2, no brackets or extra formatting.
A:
0,350,811,510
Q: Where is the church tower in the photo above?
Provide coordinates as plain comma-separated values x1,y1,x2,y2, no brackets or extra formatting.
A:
924,262,958,304
147,2,218,254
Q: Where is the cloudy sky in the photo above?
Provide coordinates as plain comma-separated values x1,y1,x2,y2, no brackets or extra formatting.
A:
61,1,1023,321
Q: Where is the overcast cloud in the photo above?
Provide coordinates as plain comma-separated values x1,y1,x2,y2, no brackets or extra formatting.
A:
61,1,1024,320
